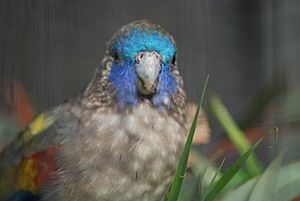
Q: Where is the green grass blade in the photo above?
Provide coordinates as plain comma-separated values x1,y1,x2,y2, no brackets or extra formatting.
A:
221,160,300,201
222,178,258,201
177,175,198,201
203,139,262,201
190,150,251,198
210,95,262,175
203,159,225,198
165,75,209,201
273,179,300,201
188,150,220,199
248,150,286,201
190,150,219,185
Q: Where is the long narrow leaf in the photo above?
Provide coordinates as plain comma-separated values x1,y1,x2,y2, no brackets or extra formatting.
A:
222,178,258,201
210,95,262,175
165,75,209,201
222,160,300,201
273,179,300,201
203,139,262,201
190,150,251,197
203,159,225,198
248,150,286,201
177,175,198,201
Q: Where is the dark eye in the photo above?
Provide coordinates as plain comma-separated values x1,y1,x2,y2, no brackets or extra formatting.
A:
171,53,177,65
113,52,120,61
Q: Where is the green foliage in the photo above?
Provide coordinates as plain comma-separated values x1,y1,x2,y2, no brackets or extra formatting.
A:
210,95,262,176
248,150,285,201
222,160,300,201
203,139,262,201
202,158,225,199
165,75,209,201
166,80,300,201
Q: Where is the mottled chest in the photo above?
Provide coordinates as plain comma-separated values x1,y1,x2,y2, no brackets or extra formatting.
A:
63,104,186,201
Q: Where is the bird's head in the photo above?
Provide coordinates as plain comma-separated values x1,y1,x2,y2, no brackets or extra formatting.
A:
89,20,185,112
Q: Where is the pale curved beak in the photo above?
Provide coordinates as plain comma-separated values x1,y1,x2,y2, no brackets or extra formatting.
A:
135,51,161,95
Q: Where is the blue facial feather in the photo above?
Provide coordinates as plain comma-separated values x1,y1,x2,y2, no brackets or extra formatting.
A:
153,63,177,109
108,61,138,108
109,28,177,109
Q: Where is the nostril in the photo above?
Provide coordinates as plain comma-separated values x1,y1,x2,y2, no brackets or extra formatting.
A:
136,52,145,63
138,53,144,60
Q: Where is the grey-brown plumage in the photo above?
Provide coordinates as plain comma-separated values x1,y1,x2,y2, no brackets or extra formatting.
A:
1,20,187,201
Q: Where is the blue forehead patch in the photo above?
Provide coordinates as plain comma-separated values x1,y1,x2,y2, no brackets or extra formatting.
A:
113,28,176,62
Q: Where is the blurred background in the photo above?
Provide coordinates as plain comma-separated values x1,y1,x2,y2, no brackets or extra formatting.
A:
0,0,300,165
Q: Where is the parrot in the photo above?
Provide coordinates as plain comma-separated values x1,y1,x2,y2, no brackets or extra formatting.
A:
0,20,188,201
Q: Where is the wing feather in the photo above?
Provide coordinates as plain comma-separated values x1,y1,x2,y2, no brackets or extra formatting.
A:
0,102,81,200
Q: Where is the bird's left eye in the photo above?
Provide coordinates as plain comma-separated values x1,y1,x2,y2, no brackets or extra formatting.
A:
171,53,177,65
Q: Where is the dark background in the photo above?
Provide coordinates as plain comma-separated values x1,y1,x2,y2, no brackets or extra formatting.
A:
1,0,300,160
